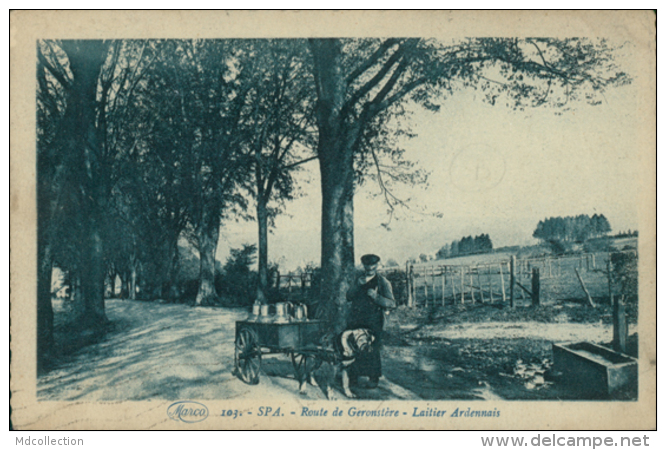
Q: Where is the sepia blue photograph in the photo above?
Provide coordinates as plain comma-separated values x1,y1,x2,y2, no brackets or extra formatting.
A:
10,10,656,430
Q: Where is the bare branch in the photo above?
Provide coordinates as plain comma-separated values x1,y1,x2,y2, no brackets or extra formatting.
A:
281,155,318,170
346,39,400,85
345,40,411,112
376,76,429,112
37,46,71,90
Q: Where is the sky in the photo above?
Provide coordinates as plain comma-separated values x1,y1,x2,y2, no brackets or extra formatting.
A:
216,55,642,272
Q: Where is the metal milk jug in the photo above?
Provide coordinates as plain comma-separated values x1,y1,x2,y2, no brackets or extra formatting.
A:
294,304,308,321
274,302,290,323
259,304,271,322
249,302,261,321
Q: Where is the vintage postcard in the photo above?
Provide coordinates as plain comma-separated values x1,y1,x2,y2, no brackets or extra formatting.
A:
10,11,656,430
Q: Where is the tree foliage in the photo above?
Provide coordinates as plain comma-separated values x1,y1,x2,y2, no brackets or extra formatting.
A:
308,37,629,329
239,40,317,302
533,214,612,243
36,37,631,364
436,234,493,259
217,244,258,306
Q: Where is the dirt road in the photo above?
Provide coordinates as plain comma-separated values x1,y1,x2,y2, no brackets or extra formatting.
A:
40,299,632,402
39,300,420,401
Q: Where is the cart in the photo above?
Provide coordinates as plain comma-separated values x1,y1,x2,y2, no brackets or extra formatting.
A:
233,319,325,385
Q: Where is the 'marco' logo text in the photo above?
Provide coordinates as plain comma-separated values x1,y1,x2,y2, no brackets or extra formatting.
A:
167,401,209,423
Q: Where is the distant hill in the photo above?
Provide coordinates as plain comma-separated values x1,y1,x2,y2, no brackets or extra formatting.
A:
410,236,637,268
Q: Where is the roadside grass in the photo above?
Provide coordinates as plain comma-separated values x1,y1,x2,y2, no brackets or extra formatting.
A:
383,303,638,400
387,300,626,330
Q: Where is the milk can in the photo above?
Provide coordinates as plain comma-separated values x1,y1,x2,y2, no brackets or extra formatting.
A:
273,302,291,323
259,304,271,322
293,304,308,321
248,302,261,321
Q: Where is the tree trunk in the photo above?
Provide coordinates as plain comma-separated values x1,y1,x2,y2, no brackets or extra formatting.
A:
120,271,130,299
319,157,355,332
163,239,180,302
129,257,137,300
256,200,269,303
70,272,83,317
195,208,221,306
142,233,180,302
139,251,167,301
310,39,358,332
58,40,110,328
37,241,54,373
104,272,113,299
79,220,108,327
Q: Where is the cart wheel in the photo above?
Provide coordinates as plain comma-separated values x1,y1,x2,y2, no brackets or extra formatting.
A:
291,352,320,383
235,328,261,385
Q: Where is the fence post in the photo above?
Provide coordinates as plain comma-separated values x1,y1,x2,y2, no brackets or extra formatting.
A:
609,259,627,353
468,267,472,303
487,266,494,303
499,262,506,302
430,266,437,305
509,256,516,308
531,267,540,306
451,267,457,302
406,263,414,308
460,266,465,304
428,266,433,306
477,267,484,303
518,261,525,301
575,268,596,307
430,266,435,305
429,266,434,306
423,267,429,308
440,267,446,306
613,295,628,354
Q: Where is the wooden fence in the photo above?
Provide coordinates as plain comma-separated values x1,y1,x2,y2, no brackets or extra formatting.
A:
274,251,636,353
275,271,314,291
272,251,635,310
405,252,618,308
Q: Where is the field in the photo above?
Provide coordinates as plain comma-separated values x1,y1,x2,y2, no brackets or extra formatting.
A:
402,237,638,310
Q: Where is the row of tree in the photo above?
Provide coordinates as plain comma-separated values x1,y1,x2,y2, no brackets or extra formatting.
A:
532,214,612,243
37,37,629,370
436,233,494,259
614,229,639,238
37,40,321,370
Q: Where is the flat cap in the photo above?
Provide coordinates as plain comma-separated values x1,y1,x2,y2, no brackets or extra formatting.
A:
360,254,381,265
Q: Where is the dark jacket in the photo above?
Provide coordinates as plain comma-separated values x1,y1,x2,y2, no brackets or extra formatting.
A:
345,274,395,379
346,274,395,333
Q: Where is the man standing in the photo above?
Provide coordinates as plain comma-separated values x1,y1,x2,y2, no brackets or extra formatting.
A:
346,254,396,388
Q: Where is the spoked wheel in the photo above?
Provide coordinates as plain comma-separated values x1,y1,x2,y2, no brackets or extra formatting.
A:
291,352,320,384
234,328,261,385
